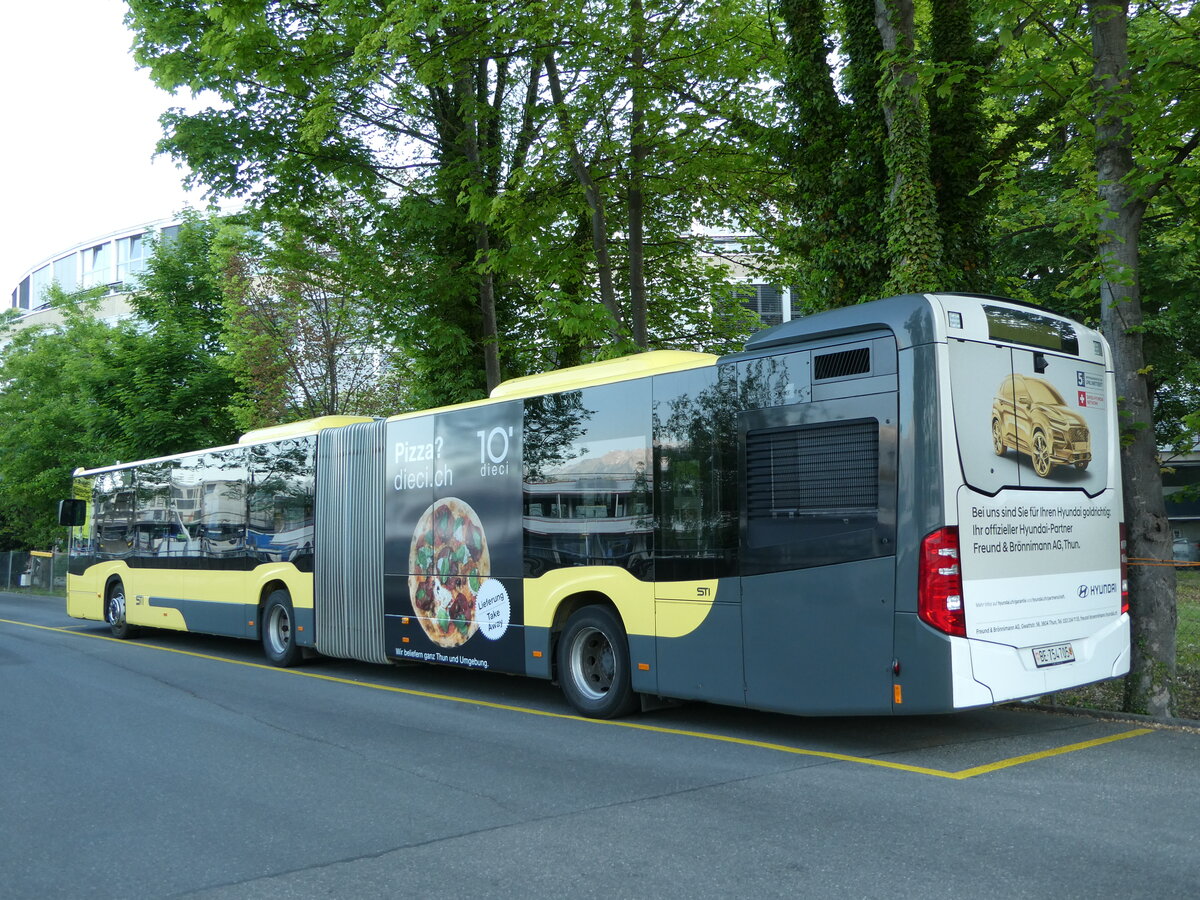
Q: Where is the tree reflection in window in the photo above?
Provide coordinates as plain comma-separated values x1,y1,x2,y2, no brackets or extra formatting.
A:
653,366,738,580
523,383,653,577
199,449,248,559
247,437,316,567
94,470,135,559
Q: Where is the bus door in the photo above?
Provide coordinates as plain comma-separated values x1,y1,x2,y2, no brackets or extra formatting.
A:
737,360,899,715
651,365,745,706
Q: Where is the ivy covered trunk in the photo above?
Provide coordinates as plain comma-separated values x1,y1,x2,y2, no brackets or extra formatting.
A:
873,0,943,293
1091,0,1176,716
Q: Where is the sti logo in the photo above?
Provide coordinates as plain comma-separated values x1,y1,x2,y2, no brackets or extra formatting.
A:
1078,390,1088,407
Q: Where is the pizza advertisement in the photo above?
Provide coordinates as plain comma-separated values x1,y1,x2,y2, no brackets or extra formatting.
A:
383,401,525,673
408,497,490,647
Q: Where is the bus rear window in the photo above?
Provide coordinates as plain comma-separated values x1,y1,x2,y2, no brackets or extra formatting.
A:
984,305,1079,355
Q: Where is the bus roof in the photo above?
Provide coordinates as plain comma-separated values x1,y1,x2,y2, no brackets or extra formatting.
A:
490,350,717,400
73,354,721,476
238,415,375,445
72,415,376,477
741,293,940,353
382,350,718,426
739,292,1092,357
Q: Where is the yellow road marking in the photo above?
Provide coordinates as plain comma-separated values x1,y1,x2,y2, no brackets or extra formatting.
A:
945,729,1155,779
3,617,1154,779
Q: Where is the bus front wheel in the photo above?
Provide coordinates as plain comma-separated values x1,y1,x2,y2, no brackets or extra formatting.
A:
262,590,301,667
557,606,638,719
106,579,136,640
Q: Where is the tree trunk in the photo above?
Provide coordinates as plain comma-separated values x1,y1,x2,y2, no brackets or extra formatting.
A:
454,73,503,393
628,0,648,348
1090,0,1176,716
873,0,943,293
545,51,622,330
927,0,990,288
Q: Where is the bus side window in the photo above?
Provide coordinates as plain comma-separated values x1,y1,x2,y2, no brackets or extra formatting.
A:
199,449,248,560
653,367,739,581
248,437,316,567
523,382,652,577
135,461,174,559
95,470,135,560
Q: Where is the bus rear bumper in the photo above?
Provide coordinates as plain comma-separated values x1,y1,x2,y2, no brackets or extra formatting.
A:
958,614,1130,706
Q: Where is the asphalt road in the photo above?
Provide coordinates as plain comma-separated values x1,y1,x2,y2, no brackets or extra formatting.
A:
2,590,1197,899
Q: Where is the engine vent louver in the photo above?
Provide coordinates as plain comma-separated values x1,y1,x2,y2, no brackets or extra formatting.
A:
746,420,879,520
813,347,870,380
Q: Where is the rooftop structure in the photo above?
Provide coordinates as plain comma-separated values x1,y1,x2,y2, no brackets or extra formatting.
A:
6,225,794,336
6,218,181,329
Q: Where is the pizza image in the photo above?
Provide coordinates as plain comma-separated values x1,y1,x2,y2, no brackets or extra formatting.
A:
408,497,490,647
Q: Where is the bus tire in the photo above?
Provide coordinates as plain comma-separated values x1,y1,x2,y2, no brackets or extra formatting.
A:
558,606,638,719
105,578,136,639
262,589,301,667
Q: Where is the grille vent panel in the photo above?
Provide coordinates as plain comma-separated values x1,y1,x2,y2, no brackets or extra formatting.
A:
813,347,870,380
746,420,879,519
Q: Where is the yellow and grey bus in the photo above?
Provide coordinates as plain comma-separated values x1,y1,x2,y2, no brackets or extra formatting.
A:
61,293,1129,718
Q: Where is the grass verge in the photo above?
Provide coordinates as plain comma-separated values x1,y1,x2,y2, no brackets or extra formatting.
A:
1050,569,1200,720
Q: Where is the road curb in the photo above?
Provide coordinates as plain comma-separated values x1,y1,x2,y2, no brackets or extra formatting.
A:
1015,701,1200,733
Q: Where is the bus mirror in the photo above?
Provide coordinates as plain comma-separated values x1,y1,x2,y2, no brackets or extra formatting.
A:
58,499,86,527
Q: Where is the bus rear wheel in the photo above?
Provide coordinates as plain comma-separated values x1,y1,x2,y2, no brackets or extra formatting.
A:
558,606,638,719
262,589,301,667
105,579,136,640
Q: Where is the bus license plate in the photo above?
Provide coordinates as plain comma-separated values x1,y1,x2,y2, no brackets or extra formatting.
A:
1033,643,1075,667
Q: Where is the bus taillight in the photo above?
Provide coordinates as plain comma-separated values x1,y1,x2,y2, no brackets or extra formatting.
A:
1120,523,1129,615
919,527,966,637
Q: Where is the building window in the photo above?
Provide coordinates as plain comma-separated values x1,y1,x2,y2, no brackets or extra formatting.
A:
737,284,784,328
30,265,52,306
81,242,113,288
117,233,147,286
53,254,77,291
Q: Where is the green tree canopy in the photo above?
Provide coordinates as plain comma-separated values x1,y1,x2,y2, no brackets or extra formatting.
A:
125,0,776,403
0,214,238,548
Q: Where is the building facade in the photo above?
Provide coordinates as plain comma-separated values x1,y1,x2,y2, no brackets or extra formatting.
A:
6,219,180,330
704,234,798,329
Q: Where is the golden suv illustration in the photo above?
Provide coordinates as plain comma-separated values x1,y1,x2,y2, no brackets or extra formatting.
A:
991,375,1091,477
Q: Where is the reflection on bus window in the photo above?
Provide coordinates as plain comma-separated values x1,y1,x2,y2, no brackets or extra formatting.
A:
523,382,652,577
248,437,316,568
653,366,738,580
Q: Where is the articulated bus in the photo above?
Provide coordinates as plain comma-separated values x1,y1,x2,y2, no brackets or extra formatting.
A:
61,293,1129,718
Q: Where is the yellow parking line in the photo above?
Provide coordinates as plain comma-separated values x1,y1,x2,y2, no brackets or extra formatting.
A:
945,728,1155,779
3,617,1154,779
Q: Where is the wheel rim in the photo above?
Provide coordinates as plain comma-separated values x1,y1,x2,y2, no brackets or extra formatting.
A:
567,626,615,701
107,586,126,627
267,605,291,656
992,419,1005,455
1032,431,1051,475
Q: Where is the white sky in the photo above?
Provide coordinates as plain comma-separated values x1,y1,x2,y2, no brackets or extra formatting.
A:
0,0,208,290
